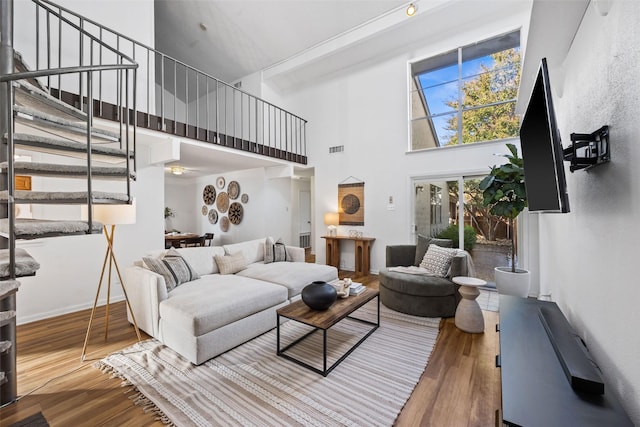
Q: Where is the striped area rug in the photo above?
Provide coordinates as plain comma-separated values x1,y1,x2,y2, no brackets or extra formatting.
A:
98,302,440,427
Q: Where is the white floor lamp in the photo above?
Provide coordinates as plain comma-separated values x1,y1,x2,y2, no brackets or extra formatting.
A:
81,202,142,361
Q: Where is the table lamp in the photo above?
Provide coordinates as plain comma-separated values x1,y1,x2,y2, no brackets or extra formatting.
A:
81,201,142,360
324,212,339,237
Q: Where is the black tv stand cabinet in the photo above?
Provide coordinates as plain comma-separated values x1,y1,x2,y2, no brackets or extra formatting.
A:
499,295,632,426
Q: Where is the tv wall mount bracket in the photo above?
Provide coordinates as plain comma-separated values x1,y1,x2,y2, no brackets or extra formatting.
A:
563,125,610,172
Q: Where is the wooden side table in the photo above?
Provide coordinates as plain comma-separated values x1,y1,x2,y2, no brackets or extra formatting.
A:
452,276,486,333
321,236,375,276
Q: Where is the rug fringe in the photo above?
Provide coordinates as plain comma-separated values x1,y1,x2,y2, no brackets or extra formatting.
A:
96,361,176,426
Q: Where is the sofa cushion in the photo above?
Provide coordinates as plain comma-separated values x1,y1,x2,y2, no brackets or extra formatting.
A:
420,244,458,277
159,275,287,336
236,262,338,298
143,248,200,292
223,238,265,264
214,251,247,275
176,246,225,276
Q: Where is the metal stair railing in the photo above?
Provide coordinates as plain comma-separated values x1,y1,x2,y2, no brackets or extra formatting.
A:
0,0,137,406
24,0,307,162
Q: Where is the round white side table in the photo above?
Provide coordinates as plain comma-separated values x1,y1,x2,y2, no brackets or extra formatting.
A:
452,276,486,334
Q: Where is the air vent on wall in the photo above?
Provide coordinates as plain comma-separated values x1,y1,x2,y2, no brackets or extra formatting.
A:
233,81,242,89
329,145,344,153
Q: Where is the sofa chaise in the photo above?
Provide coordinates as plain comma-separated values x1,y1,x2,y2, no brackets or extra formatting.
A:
125,238,338,364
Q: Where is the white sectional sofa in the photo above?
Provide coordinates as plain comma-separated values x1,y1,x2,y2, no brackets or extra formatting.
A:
124,238,337,365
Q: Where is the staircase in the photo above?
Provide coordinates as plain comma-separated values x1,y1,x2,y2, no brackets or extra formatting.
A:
0,0,136,406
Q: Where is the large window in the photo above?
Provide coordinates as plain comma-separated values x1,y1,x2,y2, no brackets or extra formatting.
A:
410,31,521,150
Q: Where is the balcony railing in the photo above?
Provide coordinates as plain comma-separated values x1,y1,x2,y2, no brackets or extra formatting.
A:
16,0,307,163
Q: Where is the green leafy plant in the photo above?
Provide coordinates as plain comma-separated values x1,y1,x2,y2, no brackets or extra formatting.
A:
164,207,175,219
436,224,477,252
478,143,527,272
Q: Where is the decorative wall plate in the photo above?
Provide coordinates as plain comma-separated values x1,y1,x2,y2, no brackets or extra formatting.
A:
208,209,218,224
220,216,230,232
216,192,229,213
241,193,249,203
229,202,243,225
201,205,208,216
216,176,226,189
203,184,216,205
228,181,240,200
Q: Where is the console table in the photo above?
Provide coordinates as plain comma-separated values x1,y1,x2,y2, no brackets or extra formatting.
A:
321,236,375,276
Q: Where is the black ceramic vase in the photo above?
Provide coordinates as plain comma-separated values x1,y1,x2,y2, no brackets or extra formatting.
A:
301,281,337,310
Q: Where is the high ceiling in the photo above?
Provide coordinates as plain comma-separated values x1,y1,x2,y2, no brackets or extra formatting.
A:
154,0,407,83
154,0,532,178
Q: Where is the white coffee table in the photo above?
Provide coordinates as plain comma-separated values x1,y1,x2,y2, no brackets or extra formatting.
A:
452,276,486,333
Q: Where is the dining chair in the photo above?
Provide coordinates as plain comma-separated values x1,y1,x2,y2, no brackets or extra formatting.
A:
204,233,214,246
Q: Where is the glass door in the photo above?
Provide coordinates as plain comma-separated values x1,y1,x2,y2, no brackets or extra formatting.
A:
413,176,517,285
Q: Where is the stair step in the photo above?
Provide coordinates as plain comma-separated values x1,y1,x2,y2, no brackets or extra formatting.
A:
8,133,131,163
14,79,86,122
0,341,11,355
1,161,136,180
0,248,40,279
0,280,20,299
0,218,102,239
0,310,17,328
14,51,46,92
0,190,130,204
15,104,120,143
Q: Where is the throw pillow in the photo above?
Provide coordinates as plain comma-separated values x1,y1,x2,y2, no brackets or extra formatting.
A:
143,248,200,292
414,235,432,266
214,251,247,275
419,244,458,277
264,237,288,264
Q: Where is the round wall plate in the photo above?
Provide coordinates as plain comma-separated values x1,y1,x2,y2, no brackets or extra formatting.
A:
220,216,230,232
228,181,240,200
241,193,249,203
201,205,208,216
208,209,218,224
216,192,229,213
216,176,226,189
203,184,216,205
229,202,243,225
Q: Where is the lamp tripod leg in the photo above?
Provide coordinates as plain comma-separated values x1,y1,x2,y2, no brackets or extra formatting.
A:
81,241,111,361
104,225,115,340
107,235,142,342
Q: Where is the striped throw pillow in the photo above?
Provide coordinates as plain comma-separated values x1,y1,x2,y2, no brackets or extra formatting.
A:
214,251,247,275
143,248,200,292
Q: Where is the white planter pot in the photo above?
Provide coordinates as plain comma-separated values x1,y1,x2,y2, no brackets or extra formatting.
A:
494,267,531,298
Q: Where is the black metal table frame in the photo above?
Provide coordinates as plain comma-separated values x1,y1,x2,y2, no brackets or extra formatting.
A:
276,295,380,376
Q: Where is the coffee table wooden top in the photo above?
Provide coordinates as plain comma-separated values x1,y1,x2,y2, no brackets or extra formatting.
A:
277,287,379,330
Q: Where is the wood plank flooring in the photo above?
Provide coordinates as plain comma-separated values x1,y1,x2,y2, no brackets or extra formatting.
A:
0,273,501,426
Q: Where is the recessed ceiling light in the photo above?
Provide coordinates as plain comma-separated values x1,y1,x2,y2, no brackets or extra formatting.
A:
406,3,417,17
170,166,185,175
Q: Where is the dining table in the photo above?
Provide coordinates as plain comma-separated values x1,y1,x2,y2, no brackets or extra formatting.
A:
164,232,200,248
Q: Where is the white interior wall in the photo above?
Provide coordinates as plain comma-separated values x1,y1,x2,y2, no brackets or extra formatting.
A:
265,11,527,273
165,166,295,247
164,176,198,233
16,164,164,324
537,1,640,422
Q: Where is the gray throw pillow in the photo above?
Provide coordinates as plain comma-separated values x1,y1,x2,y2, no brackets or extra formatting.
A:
143,248,200,292
264,237,288,264
414,235,432,266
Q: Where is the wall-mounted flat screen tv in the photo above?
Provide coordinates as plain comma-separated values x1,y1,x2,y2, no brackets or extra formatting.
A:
519,57,570,213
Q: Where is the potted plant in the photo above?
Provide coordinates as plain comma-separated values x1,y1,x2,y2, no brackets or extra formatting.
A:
478,143,531,297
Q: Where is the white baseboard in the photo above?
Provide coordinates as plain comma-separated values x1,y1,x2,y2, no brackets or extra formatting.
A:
17,295,126,325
